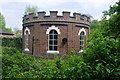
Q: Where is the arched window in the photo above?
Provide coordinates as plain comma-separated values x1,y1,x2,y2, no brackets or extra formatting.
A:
78,28,86,52
80,31,85,50
24,27,30,51
25,31,29,50
46,25,60,53
49,30,58,51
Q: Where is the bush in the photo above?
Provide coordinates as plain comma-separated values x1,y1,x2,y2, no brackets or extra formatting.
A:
2,47,20,55
2,37,22,51
2,29,120,79
2,47,38,78
2,46,89,78
82,29,120,78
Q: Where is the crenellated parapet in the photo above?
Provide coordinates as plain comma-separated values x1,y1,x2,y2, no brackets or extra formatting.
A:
23,11,90,25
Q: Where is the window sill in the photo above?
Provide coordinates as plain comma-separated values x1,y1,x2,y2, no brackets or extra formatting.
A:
47,51,59,54
24,48,29,51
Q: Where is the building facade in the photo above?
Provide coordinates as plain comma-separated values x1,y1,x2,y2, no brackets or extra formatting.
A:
22,11,90,57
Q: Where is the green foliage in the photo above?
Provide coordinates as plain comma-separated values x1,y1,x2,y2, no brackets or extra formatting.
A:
2,47,37,78
102,0,120,38
2,37,22,51
0,12,5,30
2,28,120,79
24,5,39,15
13,28,22,38
90,19,101,29
0,12,12,33
15,30,22,38
2,43,120,79
4,28,12,33
2,47,91,78
82,28,120,78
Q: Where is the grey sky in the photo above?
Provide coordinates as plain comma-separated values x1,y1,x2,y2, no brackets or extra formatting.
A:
0,0,118,30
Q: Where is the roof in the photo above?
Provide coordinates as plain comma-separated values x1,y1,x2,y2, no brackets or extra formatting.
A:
0,29,14,35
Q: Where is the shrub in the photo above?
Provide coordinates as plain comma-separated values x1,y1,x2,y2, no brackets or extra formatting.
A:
2,37,22,51
2,30,120,79
82,29,120,79
2,47,38,78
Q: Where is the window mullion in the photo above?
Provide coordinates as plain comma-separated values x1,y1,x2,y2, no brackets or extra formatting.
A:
53,34,54,50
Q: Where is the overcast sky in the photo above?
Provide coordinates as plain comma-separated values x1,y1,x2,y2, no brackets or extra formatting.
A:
0,0,118,30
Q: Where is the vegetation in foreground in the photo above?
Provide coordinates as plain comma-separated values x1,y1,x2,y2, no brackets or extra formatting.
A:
2,35,120,78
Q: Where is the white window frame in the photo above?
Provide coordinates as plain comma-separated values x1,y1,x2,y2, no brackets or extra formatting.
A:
24,27,30,51
78,28,86,52
46,25,60,53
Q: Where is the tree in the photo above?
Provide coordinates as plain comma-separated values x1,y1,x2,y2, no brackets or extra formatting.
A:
5,28,12,33
102,0,120,38
90,19,101,29
13,28,22,38
0,12,12,33
0,12,5,30
15,30,22,38
81,1,120,78
24,5,39,15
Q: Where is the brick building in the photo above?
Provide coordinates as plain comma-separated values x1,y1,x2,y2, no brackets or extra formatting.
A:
22,11,90,57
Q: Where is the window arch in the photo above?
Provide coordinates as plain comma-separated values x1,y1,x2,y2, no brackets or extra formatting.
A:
49,30,58,51
24,27,30,51
46,25,60,34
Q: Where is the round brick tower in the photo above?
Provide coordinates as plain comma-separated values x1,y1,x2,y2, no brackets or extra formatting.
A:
22,11,90,57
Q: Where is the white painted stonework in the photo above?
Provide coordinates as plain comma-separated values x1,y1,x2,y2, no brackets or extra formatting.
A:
46,25,60,34
78,27,86,35
24,27,30,35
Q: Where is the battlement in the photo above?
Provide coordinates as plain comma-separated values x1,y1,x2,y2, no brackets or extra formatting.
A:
23,11,90,25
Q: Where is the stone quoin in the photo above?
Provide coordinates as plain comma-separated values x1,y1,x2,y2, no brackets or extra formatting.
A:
22,11,90,57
